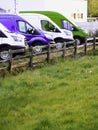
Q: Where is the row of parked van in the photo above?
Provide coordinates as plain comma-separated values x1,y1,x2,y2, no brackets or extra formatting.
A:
0,11,91,60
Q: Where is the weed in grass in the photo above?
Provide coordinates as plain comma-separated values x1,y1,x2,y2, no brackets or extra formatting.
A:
34,117,52,130
91,104,98,109
58,82,69,88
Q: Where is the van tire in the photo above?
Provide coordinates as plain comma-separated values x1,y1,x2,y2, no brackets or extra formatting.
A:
74,38,81,45
55,39,64,49
0,46,11,60
32,42,43,54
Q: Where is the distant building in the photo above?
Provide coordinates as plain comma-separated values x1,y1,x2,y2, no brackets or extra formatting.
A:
0,8,6,13
43,0,87,22
18,0,88,22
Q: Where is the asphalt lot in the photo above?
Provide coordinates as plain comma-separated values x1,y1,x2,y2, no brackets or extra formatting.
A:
76,21,98,35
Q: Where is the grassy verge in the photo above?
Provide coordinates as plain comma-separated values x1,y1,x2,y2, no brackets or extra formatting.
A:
0,55,98,130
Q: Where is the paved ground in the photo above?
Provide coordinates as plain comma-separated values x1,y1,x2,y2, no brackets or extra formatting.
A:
76,21,98,35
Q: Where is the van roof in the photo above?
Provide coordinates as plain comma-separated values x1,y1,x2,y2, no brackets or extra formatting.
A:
19,11,67,27
20,12,63,31
19,11,76,28
0,13,17,17
19,11,65,19
0,13,26,21
20,13,50,20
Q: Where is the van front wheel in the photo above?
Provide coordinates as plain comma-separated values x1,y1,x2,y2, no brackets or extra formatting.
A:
75,38,81,45
32,41,45,54
0,47,11,60
33,45,42,54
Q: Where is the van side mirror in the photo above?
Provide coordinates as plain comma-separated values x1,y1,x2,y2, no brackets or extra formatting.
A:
27,28,35,34
49,26,56,32
71,26,78,31
49,26,60,32
70,26,75,31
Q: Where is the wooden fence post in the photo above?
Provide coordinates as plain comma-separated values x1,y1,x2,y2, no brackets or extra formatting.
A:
29,46,33,68
62,42,66,58
47,43,51,63
84,38,87,55
74,39,77,56
8,49,13,73
93,36,96,55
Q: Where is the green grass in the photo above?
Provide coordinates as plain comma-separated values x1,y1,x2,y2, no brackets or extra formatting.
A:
0,55,98,130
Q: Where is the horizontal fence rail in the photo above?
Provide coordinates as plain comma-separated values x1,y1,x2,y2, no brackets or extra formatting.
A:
0,36,98,73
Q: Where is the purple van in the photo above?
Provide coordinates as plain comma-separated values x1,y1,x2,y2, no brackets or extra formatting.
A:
0,14,54,53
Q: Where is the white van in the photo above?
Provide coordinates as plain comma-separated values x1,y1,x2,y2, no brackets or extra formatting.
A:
0,23,27,60
19,13,73,47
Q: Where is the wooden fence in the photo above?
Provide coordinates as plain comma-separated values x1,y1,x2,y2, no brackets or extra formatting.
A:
0,37,98,73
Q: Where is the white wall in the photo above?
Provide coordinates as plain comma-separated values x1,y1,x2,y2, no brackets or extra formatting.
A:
17,0,87,22
17,0,45,12
1,0,87,22
44,0,87,22
44,0,71,17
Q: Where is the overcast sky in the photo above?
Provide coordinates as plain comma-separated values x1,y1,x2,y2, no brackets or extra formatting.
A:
0,0,45,13
0,0,87,19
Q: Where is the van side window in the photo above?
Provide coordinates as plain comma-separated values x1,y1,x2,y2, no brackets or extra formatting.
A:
0,31,7,38
61,20,74,31
41,20,50,31
17,21,34,33
41,20,59,32
18,21,26,33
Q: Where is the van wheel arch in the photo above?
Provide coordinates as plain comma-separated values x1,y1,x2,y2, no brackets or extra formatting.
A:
31,41,45,47
54,38,65,43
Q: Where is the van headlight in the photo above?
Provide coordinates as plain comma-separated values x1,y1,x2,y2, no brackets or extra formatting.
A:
11,35,23,42
82,28,89,34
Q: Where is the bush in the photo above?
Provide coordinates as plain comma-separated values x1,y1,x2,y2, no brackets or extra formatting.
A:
93,29,98,36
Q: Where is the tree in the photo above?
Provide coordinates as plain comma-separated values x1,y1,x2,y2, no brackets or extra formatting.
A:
88,0,98,17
